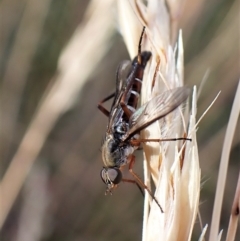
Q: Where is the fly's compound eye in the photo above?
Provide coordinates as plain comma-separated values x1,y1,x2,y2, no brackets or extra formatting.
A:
100,167,122,185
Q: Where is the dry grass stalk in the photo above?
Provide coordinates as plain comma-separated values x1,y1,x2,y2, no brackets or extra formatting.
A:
0,0,51,159
118,1,200,240
0,0,115,229
226,171,240,241
210,81,240,241
15,164,49,241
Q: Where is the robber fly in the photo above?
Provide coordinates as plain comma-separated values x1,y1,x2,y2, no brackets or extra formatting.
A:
98,27,190,212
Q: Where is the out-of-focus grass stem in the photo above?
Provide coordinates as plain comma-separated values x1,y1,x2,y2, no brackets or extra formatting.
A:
209,81,240,241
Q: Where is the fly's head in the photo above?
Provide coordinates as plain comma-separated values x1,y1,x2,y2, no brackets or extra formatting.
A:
100,167,122,194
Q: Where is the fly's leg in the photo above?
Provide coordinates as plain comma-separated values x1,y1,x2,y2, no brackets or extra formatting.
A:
97,92,115,117
130,137,192,146
119,101,133,119
128,155,164,213
137,26,146,64
121,178,144,197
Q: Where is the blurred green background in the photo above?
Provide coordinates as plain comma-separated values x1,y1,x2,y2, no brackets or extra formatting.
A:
0,0,239,240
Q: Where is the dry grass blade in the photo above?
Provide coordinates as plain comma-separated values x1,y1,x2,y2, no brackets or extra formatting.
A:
0,0,52,167
226,171,240,241
199,225,208,241
15,164,49,241
0,0,115,229
209,80,240,241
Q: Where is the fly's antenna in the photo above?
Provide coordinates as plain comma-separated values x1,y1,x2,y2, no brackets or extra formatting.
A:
137,26,146,65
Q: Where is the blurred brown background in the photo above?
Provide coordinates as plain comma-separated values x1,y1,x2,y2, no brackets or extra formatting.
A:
0,0,239,240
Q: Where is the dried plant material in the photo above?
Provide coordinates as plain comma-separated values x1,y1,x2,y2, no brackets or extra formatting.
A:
0,0,115,229
210,81,240,241
0,0,52,167
15,165,49,241
199,225,208,241
118,1,200,240
226,172,240,241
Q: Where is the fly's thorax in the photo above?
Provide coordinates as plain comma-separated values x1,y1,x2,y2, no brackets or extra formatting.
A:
101,135,117,167
101,134,135,167
114,120,129,135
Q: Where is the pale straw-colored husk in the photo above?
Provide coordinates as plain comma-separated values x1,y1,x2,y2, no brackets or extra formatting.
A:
118,1,201,240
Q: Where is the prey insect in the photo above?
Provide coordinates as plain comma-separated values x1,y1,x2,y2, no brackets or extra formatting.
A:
98,27,190,212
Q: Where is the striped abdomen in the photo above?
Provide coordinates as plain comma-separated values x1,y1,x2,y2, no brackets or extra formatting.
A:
124,51,151,118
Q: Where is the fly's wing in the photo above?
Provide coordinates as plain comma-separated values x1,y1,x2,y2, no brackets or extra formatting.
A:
107,60,132,132
122,87,191,141
110,60,132,112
